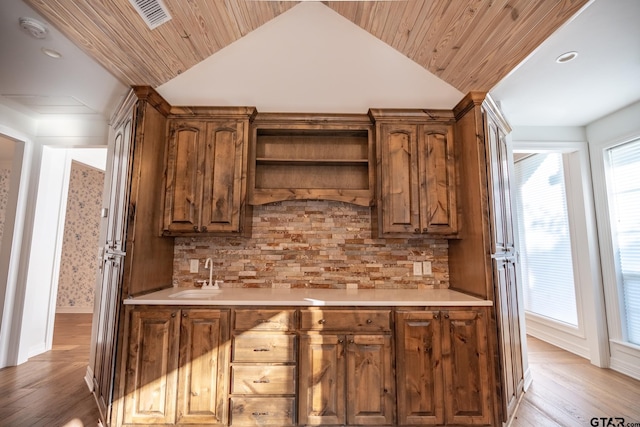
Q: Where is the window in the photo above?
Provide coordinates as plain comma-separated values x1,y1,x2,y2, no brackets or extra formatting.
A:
606,139,640,346
515,153,578,326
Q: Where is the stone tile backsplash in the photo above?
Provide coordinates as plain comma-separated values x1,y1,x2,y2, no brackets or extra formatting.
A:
173,200,449,289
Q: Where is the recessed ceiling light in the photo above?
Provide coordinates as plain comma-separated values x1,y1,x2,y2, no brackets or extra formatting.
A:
41,47,62,59
556,51,578,64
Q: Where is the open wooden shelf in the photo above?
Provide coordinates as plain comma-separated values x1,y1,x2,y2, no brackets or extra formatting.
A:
248,114,374,206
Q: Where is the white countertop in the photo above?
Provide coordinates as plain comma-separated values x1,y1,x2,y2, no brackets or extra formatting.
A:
124,287,492,307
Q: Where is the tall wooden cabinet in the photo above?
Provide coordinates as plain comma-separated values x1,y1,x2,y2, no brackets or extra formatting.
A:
163,108,256,236
449,93,525,425
369,109,458,236
87,87,175,426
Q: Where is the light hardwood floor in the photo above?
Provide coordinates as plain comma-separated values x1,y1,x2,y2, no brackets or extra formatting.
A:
1,314,639,427
511,336,640,427
0,313,100,427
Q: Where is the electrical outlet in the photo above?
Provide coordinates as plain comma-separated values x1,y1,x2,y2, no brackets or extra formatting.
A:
422,261,432,275
413,261,423,276
189,259,199,273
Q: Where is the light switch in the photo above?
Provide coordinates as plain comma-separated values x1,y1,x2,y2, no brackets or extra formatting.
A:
413,261,423,276
422,261,432,275
190,259,199,273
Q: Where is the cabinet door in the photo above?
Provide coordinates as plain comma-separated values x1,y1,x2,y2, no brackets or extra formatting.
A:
485,114,515,254
442,309,492,425
201,120,246,233
346,334,394,426
163,120,206,233
105,116,133,253
299,334,346,426
123,309,180,425
92,255,124,421
493,258,524,421
395,311,444,425
177,309,230,425
378,123,420,234
418,124,457,234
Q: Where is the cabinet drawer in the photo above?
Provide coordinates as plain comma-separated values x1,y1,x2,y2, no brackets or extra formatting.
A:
300,309,391,331
232,334,296,363
231,365,296,395
234,309,295,331
230,397,295,426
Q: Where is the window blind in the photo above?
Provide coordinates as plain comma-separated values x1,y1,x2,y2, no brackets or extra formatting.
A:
515,153,578,326
607,139,640,345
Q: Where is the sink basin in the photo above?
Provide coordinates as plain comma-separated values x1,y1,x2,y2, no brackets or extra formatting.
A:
169,289,222,298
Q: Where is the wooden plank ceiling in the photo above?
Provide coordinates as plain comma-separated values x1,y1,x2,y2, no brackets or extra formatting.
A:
26,0,589,94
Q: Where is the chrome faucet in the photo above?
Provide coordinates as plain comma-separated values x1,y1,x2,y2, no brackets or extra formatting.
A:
203,257,220,289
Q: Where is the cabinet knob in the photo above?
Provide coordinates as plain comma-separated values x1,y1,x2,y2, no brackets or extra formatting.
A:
338,339,344,344
202,226,207,232
444,313,449,319
193,226,199,232
253,379,270,384
349,339,355,344
318,319,326,324
422,228,428,233
252,412,269,416
182,313,188,317
434,313,440,320
171,312,176,318
414,228,420,233
366,319,373,324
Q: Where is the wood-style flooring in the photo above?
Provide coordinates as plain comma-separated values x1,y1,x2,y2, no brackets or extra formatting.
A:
0,313,100,427
511,336,640,427
1,314,639,427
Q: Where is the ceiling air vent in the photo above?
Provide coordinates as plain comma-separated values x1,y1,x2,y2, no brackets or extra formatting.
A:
128,0,172,30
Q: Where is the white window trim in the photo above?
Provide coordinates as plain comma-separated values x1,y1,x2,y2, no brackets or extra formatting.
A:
513,141,609,367
590,132,640,380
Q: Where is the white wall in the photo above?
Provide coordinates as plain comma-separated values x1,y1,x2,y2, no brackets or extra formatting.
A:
0,105,108,367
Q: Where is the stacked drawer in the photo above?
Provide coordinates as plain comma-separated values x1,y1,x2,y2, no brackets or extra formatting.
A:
229,309,297,426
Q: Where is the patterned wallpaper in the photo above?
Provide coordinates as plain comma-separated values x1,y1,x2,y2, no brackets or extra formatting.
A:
0,166,11,245
56,161,105,311
173,200,449,289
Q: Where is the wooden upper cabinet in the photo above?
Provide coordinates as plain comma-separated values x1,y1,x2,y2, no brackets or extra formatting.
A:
163,112,254,236
372,109,458,236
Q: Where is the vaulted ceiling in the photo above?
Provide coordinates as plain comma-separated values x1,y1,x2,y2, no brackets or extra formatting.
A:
25,0,589,95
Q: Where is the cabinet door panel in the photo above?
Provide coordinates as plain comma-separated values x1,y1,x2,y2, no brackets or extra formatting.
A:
105,117,132,253
396,311,444,425
346,334,394,426
203,121,244,232
299,334,345,426
379,124,420,233
442,309,492,425
93,255,124,420
164,121,204,233
177,310,230,425
419,125,457,234
123,309,179,425
494,258,524,420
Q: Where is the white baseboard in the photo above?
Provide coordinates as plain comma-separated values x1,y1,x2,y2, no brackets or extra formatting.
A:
56,306,94,314
85,365,95,392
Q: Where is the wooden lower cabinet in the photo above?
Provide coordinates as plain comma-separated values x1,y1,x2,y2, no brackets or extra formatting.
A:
121,308,230,426
396,308,493,426
229,309,297,426
118,306,495,426
298,308,395,426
